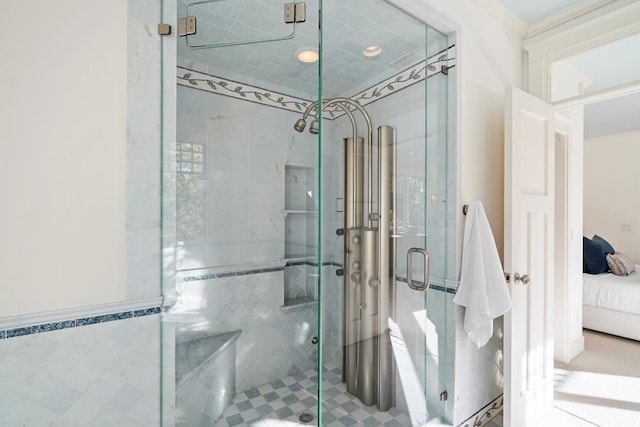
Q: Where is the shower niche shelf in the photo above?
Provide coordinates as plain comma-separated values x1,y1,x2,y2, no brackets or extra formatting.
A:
281,209,317,218
282,165,318,310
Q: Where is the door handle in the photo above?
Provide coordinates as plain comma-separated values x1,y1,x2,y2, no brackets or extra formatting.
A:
406,248,429,291
513,272,530,285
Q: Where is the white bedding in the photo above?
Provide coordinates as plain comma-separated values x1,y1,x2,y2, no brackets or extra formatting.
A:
583,267,640,315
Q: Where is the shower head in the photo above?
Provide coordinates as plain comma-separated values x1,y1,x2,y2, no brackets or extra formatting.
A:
294,118,306,132
309,119,319,134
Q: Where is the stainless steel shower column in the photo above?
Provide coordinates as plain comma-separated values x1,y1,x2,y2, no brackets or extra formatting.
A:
343,137,364,396
342,126,396,411
377,125,397,411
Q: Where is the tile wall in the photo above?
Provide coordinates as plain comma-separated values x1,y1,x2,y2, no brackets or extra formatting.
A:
171,49,458,423
0,314,162,427
0,1,168,425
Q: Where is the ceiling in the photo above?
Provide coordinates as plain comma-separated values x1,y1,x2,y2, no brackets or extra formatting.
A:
177,0,637,139
498,0,585,23
498,0,640,139
178,0,448,100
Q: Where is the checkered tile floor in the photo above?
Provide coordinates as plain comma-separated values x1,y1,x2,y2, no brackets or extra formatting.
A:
214,363,412,426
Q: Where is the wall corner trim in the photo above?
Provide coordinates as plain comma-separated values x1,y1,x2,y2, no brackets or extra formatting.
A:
472,0,528,38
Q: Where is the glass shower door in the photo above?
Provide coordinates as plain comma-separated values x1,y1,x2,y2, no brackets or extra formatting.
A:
161,0,455,425
161,0,323,425
318,1,453,425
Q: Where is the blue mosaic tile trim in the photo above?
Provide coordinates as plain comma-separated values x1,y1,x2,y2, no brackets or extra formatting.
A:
182,266,285,282
284,261,308,267
134,307,162,317
76,311,133,326
430,284,458,295
1,306,162,340
31,320,76,334
180,262,342,282
6,327,32,338
395,276,457,294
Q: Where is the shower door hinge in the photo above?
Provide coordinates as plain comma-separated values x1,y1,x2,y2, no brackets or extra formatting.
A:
157,23,171,36
440,391,448,401
284,2,306,23
178,16,197,36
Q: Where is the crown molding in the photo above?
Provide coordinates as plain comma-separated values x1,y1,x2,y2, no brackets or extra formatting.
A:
473,0,528,38
526,0,615,38
584,129,640,144
524,0,640,53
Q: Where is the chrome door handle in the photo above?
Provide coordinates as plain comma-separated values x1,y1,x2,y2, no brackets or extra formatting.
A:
513,272,530,285
407,248,429,291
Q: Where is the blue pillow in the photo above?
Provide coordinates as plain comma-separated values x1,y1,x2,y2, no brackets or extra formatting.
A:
583,237,607,274
592,234,615,255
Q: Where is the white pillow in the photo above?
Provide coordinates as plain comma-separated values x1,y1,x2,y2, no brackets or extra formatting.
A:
606,252,636,276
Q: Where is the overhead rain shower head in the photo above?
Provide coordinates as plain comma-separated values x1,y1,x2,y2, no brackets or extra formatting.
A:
309,119,319,134
294,118,306,132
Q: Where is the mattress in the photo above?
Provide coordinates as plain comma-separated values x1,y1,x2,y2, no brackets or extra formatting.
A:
583,267,640,315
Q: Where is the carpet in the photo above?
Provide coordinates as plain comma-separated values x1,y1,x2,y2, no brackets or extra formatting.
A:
552,329,640,426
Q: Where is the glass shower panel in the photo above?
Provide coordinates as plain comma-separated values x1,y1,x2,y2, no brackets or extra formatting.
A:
317,1,453,425
162,0,322,425
181,0,300,48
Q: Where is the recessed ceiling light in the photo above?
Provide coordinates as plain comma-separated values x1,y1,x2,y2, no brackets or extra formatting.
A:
295,48,319,63
363,46,382,57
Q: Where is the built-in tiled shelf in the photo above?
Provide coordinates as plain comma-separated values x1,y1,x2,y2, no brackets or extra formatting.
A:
283,165,318,310
280,298,317,312
282,255,317,264
281,209,317,218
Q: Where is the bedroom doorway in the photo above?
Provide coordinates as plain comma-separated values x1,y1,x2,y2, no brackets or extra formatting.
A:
523,2,640,366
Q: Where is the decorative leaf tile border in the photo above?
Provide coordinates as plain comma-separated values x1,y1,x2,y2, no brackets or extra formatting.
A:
177,68,313,113
351,45,456,110
177,44,456,119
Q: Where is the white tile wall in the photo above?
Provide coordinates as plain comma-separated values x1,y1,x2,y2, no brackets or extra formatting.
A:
170,34,457,425
0,315,161,427
168,271,319,394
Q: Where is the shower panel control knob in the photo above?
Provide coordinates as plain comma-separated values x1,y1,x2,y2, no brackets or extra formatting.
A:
336,269,344,277
351,272,361,283
336,228,344,236
351,235,361,245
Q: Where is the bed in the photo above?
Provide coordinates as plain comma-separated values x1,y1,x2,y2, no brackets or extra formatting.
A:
583,267,640,341
581,235,640,341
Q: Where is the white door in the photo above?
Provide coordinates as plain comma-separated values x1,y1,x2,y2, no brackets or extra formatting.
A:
503,87,574,426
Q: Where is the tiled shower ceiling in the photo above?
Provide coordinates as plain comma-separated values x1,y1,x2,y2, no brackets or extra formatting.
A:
178,0,447,99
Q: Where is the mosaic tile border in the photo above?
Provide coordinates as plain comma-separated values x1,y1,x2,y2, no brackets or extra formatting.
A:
396,275,458,294
177,44,456,118
348,44,456,112
180,261,340,283
0,307,161,340
458,394,503,427
177,262,458,295
177,67,312,114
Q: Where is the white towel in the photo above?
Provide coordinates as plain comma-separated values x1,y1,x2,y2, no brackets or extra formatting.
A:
453,201,511,348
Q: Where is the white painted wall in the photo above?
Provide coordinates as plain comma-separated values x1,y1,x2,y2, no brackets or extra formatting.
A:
584,131,640,263
0,1,128,317
421,0,524,424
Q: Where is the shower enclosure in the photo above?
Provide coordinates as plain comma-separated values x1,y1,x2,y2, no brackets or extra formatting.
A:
161,0,456,425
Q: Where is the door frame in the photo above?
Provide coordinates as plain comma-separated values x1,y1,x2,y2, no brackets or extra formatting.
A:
523,0,640,364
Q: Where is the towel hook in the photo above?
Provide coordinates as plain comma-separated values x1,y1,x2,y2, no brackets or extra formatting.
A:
462,204,469,215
